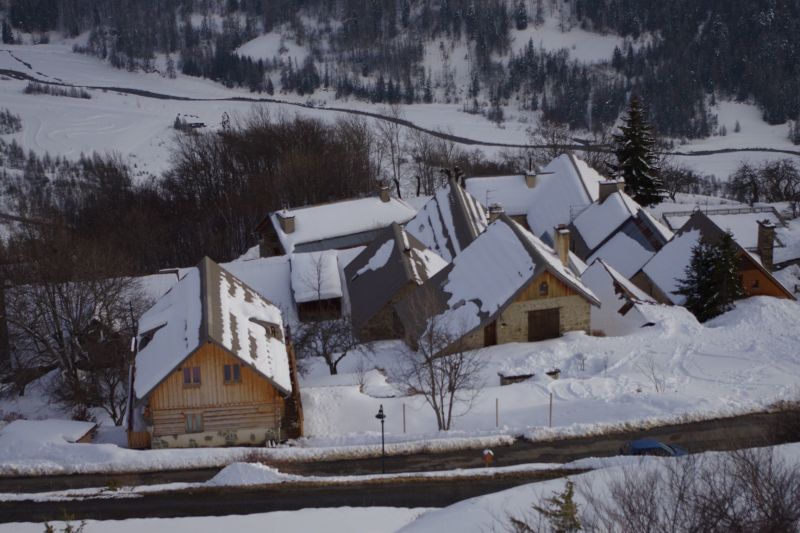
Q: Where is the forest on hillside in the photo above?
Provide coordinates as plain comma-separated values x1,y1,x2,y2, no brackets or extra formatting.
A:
2,0,799,140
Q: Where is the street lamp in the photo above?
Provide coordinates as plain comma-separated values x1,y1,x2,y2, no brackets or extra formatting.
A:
375,404,386,474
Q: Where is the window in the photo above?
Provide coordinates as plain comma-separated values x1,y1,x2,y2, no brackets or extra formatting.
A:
223,363,241,384
539,281,549,296
752,279,760,289
185,413,203,433
182,366,201,386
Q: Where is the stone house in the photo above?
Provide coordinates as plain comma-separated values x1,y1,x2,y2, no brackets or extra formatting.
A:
396,214,600,351
127,257,302,449
345,223,447,342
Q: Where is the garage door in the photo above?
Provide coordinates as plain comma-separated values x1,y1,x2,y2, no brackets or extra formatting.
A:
528,308,561,342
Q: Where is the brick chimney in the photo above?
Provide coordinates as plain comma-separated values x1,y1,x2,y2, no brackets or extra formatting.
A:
277,211,295,234
599,180,625,203
378,185,391,203
757,219,776,271
525,171,537,188
488,203,504,223
554,225,570,267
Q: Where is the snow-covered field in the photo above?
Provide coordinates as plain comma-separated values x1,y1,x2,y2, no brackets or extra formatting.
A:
1,296,799,476
0,507,428,533
2,39,798,181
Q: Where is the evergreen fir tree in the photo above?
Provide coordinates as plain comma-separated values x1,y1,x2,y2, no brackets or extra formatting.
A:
531,480,582,533
609,95,665,206
2,20,14,45
514,1,528,31
675,231,744,322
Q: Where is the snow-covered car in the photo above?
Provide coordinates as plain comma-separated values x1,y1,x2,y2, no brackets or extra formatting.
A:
620,438,688,457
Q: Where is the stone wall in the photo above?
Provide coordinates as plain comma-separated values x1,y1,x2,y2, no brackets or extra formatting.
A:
496,295,591,343
150,426,282,449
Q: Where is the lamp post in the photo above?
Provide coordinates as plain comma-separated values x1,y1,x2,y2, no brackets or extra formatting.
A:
375,404,386,474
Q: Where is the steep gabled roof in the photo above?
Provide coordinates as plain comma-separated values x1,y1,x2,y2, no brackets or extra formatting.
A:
640,211,796,304
526,154,606,243
290,250,343,304
405,177,488,262
263,196,416,254
345,223,448,334
134,257,291,399
663,207,783,251
397,214,599,343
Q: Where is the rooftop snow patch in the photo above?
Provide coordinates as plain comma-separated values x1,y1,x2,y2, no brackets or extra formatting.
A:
587,230,657,279
573,191,642,251
268,196,416,254
641,228,701,305
465,175,538,217
290,251,343,303
134,257,291,399
406,177,488,262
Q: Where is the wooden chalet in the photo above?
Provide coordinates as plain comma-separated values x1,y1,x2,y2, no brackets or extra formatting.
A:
127,257,302,449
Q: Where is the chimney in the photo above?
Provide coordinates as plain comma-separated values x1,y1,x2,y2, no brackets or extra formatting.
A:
525,171,537,188
554,224,570,267
277,211,295,234
488,203,504,223
757,219,776,271
378,185,391,203
599,180,625,203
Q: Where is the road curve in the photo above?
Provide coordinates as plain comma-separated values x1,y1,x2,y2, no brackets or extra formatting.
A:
3,64,800,158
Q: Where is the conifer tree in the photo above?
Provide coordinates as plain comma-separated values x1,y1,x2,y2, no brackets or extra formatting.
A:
675,231,744,322
609,95,665,206
514,1,528,31
531,480,582,532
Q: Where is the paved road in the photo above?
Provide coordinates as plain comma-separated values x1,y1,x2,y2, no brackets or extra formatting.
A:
0,410,793,495
0,470,577,523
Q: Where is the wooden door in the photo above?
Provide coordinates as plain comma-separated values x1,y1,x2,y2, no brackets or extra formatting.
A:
484,320,498,347
528,308,560,342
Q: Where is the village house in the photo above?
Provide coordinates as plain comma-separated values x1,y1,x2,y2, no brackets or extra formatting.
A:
568,180,674,278
633,211,796,305
290,250,344,321
255,188,416,257
581,258,683,337
345,223,448,342
396,213,599,351
127,257,302,449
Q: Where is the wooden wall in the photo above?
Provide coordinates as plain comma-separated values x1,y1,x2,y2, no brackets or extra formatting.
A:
148,342,285,438
739,254,792,299
515,271,577,303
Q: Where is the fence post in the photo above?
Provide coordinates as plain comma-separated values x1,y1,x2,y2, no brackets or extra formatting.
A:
403,403,406,433
495,398,499,428
549,392,553,428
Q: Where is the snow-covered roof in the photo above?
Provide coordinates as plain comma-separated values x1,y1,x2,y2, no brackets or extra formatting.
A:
775,218,800,266
134,257,291,399
663,208,783,250
405,177,488,262
0,419,96,444
526,154,606,242
345,224,448,334
290,251,343,303
586,229,657,279
267,196,416,254
573,191,645,251
465,175,537,216
581,259,662,336
397,215,599,341
641,211,795,304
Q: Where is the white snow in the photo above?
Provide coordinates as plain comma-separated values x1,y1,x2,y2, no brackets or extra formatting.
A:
586,231,656,279
641,229,702,305
0,508,426,533
290,250,343,303
0,419,94,445
664,210,782,250
271,197,416,254
235,32,307,62
573,191,640,251
134,268,203,398
354,239,395,278
526,154,605,242
465,174,536,217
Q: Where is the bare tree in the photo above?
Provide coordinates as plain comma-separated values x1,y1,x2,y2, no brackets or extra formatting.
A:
635,355,666,394
527,118,572,166
294,317,358,376
397,305,485,431
3,230,150,424
375,105,408,198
